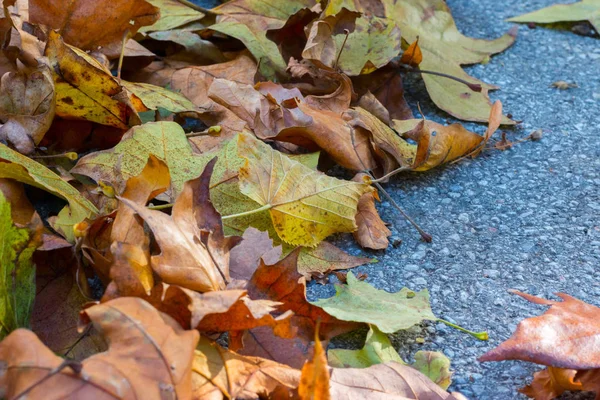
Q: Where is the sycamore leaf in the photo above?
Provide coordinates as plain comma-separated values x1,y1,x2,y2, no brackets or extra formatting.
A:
30,0,159,57
121,159,240,292
0,143,98,225
122,81,198,114
328,325,452,389
0,191,42,339
192,336,300,399
312,272,436,333
72,121,207,200
209,0,317,79
299,329,330,400
392,118,483,171
234,132,374,247
329,362,466,399
0,66,55,155
0,298,199,399
232,249,358,368
140,0,205,33
304,13,401,76
507,0,600,33
479,291,600,369
296,242,375,279
45,31,139,129
328,325,405,369
381,0,516,123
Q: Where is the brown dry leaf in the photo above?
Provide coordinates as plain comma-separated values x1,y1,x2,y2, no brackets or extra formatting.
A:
0,298,199,400
393,119,483,171
352,68,413,121
121,159,240,292
229,227,282,281
518,367,593,400
352,173,391,250
192,335,300,399
231,249,359,368
45,31,140,129
0,66,55,155
297,242,374,279
299,330,330,400
30,0,159,58
479,291,600,369
329,362,467,399
0,178,36,224
470,100,503,158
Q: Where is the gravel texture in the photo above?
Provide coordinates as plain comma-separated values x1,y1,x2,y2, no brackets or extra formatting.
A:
306,1,600,399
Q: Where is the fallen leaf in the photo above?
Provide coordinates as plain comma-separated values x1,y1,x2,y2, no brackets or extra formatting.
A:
72,121,207,200
299,327,330,400
0,190,42,339
479,291,600,369
297,241,375,279
234,132,374,247
121,159,239,292
550,81,578,90
412,351,453,390
209,0,317,79
0,143,98,232
400,39,423,67
192,335,300,399
122,81,198,114
519,367,600,400
381,0,517,123
392,118,483,171
0,66,55,155
352,175,391,250
31,0,159,57
229,227,282,281
233,249,358,368
45,31,140,129
329,361,466,399
0,297,199,399
140,0,205,33
508,0,600,34
312,272,436,333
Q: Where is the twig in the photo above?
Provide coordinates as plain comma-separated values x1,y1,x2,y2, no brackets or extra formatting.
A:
333,29,351,70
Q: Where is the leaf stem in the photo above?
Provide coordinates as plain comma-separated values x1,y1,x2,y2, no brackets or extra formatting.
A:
437,318,488,341
397,63,482,92
368,166,411,183
148,203,174,210
221,204,272,220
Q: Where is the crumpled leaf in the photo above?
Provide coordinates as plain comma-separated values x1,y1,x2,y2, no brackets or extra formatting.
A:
0,297,199,399
0,190,42,339
382,0,516,123
192,335,300,399
140,0,205,33
352,175,391,250
232,249,358,368
296,242,375,279
30,0,159,57
45,31,140,129
72,121,207,200
303,12,401,76
329,361,466,399
209,0,317,79
312,272,436,333
229,227,282,281
507,0,600,34
519,367,600,400
122,80,198,114
0,143,98,226
479,291,600,369
0,66,55,155
121,159,240,292
392,118,483,171
233,132,374,247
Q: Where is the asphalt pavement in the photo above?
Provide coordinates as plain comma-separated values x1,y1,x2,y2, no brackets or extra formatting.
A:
307,1,600,398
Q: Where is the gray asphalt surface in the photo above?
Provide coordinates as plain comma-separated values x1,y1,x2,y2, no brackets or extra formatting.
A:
306,1,600,398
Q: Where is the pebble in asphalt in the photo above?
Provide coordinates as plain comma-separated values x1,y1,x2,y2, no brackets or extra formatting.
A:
306,1,600,399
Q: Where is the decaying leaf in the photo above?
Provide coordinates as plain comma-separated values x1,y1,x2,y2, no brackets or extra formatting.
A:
0,298,199,399
0,66,55,155
140,0,205,33
0,190,42,339
299,328,330,400
72,121,207,200
235,133,374,247
312,272,437,333
45,31,140,129
31,0,160,57
121,159,240,292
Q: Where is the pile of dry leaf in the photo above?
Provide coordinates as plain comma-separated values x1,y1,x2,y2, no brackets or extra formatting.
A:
1,0,598,399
